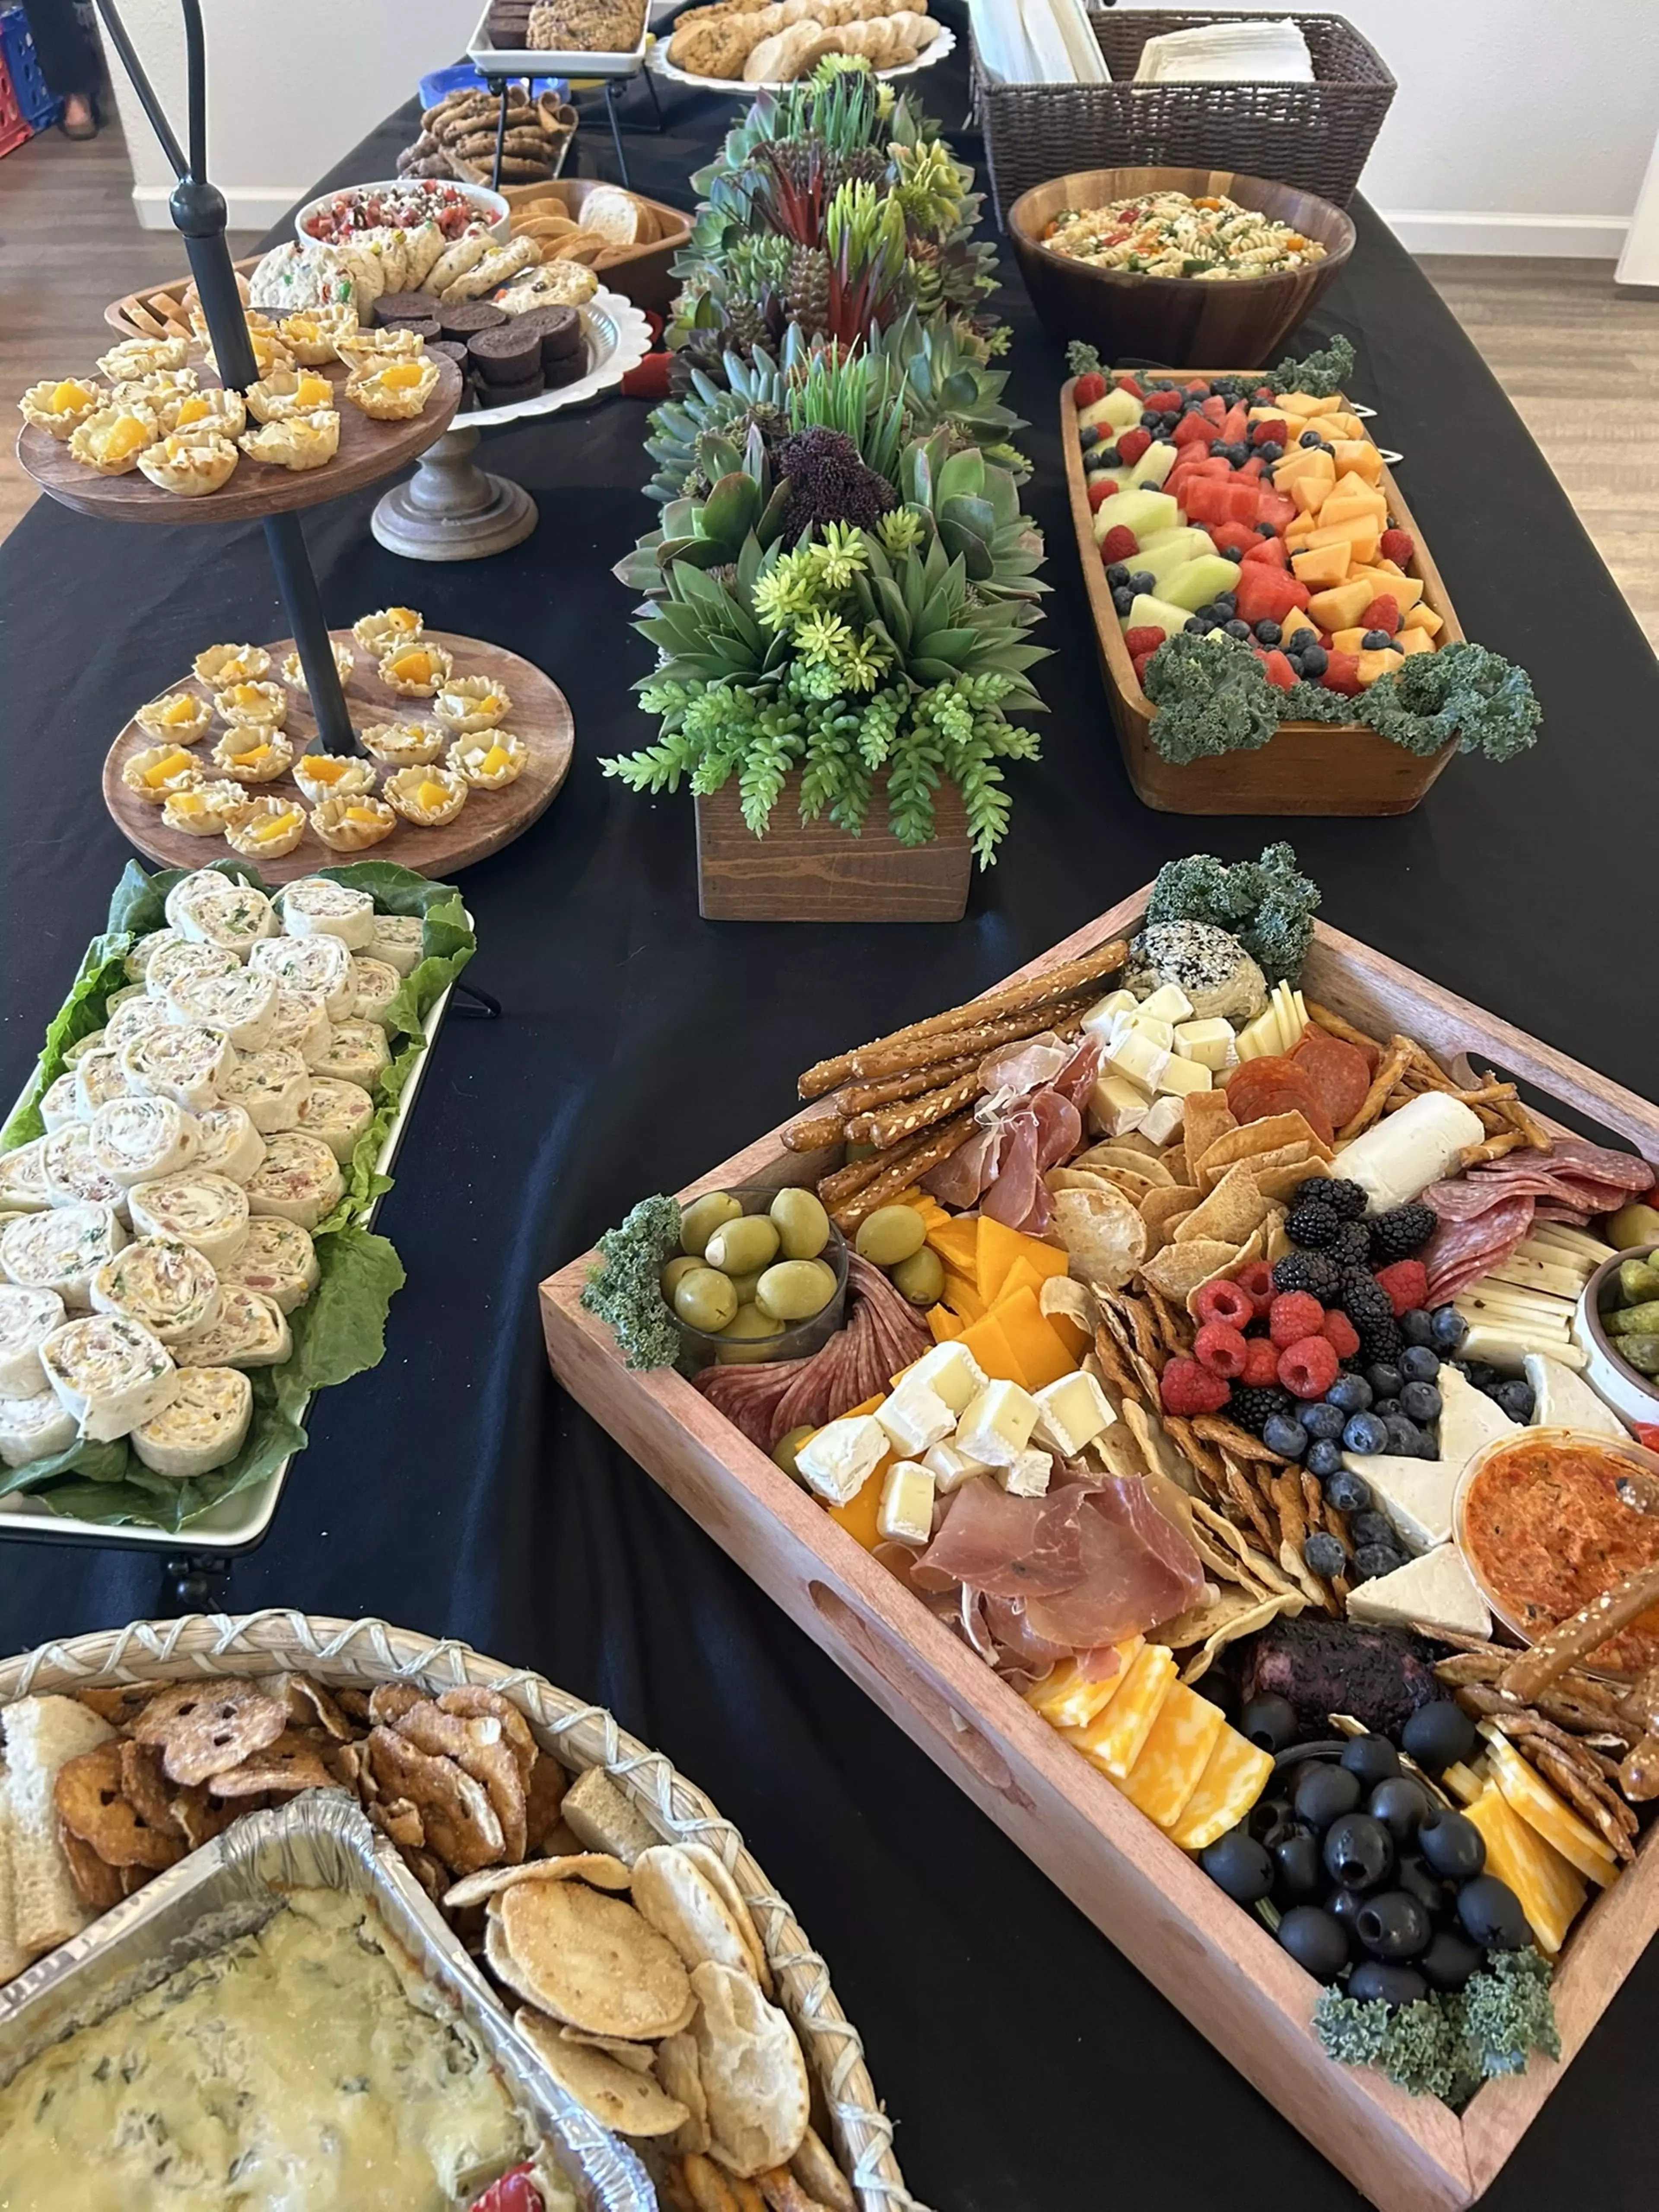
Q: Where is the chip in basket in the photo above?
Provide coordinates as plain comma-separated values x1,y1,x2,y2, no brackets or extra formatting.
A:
1050,1183,1146,1287
513,2009,691,2137
1181,1087,1236,1164
1174,1162,1271,1248
489,1875,697,2039
631,1844,766,1986
1141,1237,1238,1302
1195,1110,1331,1188
689,1959,811,2179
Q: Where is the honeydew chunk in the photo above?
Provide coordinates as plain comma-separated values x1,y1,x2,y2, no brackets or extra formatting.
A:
1124,592,1191,642
1128,439,1177,490
1160,554,1245,613
1078,386,1142,433
1097,487,1178,543
1134,528,1214,587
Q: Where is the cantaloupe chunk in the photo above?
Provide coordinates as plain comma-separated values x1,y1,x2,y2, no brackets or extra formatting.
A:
1306,579,1375,632
1276,390,1340,416
1279,607,1319,645
1332,439,1382,484
1320,412,1366,441
1330,628,1371,655
1319,493,1387,532
1291,543,1351,588
1273,447,1334,488
1329,469,1383,505
1307,513,1382,552
1402,601,1442,636
1289,476,1326,517
1396,628,1436,655
1349,567,1424,610
1354,648,1402,687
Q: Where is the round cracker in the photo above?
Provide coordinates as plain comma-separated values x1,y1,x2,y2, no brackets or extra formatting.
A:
493,1877,695,2040
444,1851,632,1911
690,1960,810,2180
655,2030,711,2156
679,1842,772,1996
631,1844,759,1986
514,2008,690,2137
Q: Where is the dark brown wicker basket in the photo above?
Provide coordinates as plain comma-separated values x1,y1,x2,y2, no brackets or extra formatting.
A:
973,10,1395,224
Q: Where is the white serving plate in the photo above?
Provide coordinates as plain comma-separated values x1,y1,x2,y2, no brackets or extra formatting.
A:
0,931,465,1556
465,284,652,430
645,19,954,94
469,0,650,80
296,176,511,243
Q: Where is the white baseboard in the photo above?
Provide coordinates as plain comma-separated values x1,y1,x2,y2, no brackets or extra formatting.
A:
132,184,299,234
1380,209,1630,259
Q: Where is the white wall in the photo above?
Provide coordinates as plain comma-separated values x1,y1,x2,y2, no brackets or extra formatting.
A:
1119,1,1659,257
102,0,478,232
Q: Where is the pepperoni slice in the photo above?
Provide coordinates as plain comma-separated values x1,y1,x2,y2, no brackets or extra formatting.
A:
1224,1057,1334,1145
1293,1031,1373,1130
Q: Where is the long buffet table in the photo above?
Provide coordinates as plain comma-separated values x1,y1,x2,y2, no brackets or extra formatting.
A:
3,17,1658,2206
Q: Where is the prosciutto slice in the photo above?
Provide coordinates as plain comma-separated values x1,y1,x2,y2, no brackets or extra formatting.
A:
922,1120,1000,1208
1051,1038,1103,1112
918,1478,1089,1599
1021,1479,1206,1649
979,1032,1074,1099
979,1109,1042,1229
1031,1087,1082,1172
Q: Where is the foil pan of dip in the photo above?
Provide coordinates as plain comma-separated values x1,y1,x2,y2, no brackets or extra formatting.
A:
0,1789,657,2212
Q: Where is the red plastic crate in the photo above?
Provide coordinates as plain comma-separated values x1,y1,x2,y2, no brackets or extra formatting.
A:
0,52,32,160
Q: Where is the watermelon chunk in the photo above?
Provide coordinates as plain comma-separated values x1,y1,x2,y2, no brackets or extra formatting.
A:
1233,562,1310,626
1180,479,1233,526
1241,535,1290,569
1217,403,1249,444
1255,490,1298,532
1224,480,1262,523
1260,649,1297,691
1201,394,1226,424
1320,649,1364,697
1208,521,1259,559
1172,411,1219,448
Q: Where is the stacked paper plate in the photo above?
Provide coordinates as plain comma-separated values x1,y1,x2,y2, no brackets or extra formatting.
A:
1133,19,1313,82
968,0,1109,83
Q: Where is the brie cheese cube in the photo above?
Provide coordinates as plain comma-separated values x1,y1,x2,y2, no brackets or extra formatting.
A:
0,1284,66,1397
906,1339,990,1417
1156,1052,1213,1098
1032,1370,1115,1457
1089,1073,1150,1138
1347,1544,1491,1639
1081,989,1137,1045
1121,1013,1175,1052
130,1363,253,1478
39,1313,178,1442
1173,1018,1236,1072
277,877,377,949
1001,1446,1052,1498
875,1373,955,1456
0,1389,76,1468
795,1414,887,1505
1138,1095,1187,1146
922,1440,989,1494
876,1459,935,1545
1105,1026,1169,1094
1138,984,1194,1026
955,1379,1040,1468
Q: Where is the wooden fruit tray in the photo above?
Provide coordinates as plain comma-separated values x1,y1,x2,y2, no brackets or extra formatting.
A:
540,884,1659,2212
1061,375,1464,816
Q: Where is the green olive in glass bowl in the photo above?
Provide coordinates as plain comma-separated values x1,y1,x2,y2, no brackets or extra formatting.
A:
668,1185,849,1370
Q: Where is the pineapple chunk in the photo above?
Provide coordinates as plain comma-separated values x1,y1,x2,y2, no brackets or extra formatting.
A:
160,694,197,725
239,744,272,768
308,757,347,785
296,375,332,407
381,362,426,390
96,416,151,461
346,804,385,826
142,749,194,787
50,379,95,412
252,810,301,842
416,778,449,811
389,649,432,680
480,744,511,776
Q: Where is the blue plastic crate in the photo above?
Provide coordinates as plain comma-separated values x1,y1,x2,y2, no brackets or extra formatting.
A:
418,61,565,109
0,8,60,132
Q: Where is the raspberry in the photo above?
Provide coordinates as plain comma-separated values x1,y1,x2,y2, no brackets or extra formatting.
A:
1099,523,1140,566
1159,1357,1231,1417
1074,372,1108,408
1148,388,1184,413
1255,385,1276,404
1131,649,1157,687
1279,1335,1341,1399
1360,594,1401,636
1194,1320,1250,1378
1193,1277,1255,1330
1124,625,1167,656
1115,376,1145,400
1269,1290,1325,1349
1240,1336,1282,1387
1116,427,1152,467
1234,1261,1276,1316
1375,1259,1430,1316
1379,528,1414,566
1087,479,1119,511
1251,418,1289,447
1321,1309,1360,1361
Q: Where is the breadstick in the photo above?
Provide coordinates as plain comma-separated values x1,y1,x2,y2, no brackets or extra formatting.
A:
840,1052,979,1115
1500,1560,1659,1703
1459,1131,1527,1168
830,1114,976,1230
1337,1034,1414,1140
846,995,1093,1085
782,1113,846,1154
796,939,1127,1097
815,1150,891,1210
848,1070,982,1150
1617,1656,1659,1737
1306,1000,1384,1057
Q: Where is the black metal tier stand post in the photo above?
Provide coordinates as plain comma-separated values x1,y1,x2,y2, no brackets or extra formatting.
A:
93,0,359,754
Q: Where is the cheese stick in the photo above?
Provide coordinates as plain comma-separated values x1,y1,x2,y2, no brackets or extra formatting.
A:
90,1236,220,1344
0,1284,66,1397
39,1313,179,1441
130,1364,252,1478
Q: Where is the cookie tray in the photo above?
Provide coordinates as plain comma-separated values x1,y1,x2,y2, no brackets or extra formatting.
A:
0,1788,654,2212
0,946,462,1557
469,0,651,80
540,882,1659,2212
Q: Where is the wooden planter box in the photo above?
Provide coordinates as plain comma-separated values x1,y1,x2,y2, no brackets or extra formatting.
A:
540,883,1659,2211
1061,375,1462,815
695,772,970,923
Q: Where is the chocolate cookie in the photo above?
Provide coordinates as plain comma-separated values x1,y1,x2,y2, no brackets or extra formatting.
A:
392,317,442,345
467,321,543,385
439,299,509,341
543,349,588,388
506,304,582,366
374,292,437,327
428,339,470,366
474,370,544,409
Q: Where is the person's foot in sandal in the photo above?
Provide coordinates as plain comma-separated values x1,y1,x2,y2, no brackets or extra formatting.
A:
59,92,98,140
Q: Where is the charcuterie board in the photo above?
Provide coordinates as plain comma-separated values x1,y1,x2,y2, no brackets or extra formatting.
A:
541,879,1659,2212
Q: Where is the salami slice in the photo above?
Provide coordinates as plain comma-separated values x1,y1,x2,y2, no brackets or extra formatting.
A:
1292,1032,1372,1130
1224,1056,1334,1146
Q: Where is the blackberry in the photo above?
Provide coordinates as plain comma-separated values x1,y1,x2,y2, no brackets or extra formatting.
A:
1358,1316,1404,1365
1328,1222,1371,1266
1369,1204,1437,1263
1285,1199,1341,1249
1339,1276,1393,1325
1229,1383,1292,1436
1315,1179,1369,1222
1272,1251,1340,1300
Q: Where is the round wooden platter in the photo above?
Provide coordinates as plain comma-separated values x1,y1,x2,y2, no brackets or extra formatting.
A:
16,353,462,525
103,629,573,883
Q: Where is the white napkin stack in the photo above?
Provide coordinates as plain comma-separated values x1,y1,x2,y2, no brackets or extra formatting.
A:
1133,19,1314,83
969,0,1111,85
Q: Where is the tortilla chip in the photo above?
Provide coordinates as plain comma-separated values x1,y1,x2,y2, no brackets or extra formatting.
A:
1079,1131,1161,1161
1197,1111,1332,1188
1142,1237,1236,1300
1075,1144,1175,1187
1120,1398,1192,1491
1091,1421,1150,1479
1161,1141,1189,1187
1176,1589,1302,1682
1190,1498,1303,1599
1182,1089,1236,1163
1051,1185,1146,1288
1176,1163,1271,1247
1141,1184,1201,1237
1048,1166,1155,1206
1039,1276,1096,1335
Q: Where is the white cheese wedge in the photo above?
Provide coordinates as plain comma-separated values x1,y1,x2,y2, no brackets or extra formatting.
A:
219,1046,308,1135
242,1131,344,1230
1347,1544,1491,1639
1002,1446,1052,1497
0,1284,66,1397
1440,1364,1522,1462
89,1095,199,1188
369,914,424,977
266,988,333,1066
1459,1320,1588,1373
1173,1018,1235,1072
292,1077,375,1164
1156,1052,1212,1098
40,1125,129,1216
278,877,377,948
163,965,278,1049
73,1046,132,1119
175,1284,290,1370
37,1074,82,1134
875,1373,955,1456
0,1389,76,1468
0,1140,53,1216
1523,1352,1626,1438
124,925,187,982
39,1313,178,1441
1081,989,1137,1046
1487,1251,1592,1302
922,1440,988,1493
142,938,236,1001
1335,1093,1485,1214
956,1379,1040,1468
126,1173,249,1268
130,1363,253,1478
1032,1369,1115,1456
795,1413,886,1504
216,1216,318,1313
1089,1072,1150,1138
191,1105,266,1185
249,932,355,1018
906,1339,989,1416
1531,1222,1618,1268
1233,1005,1281,1062
102,995,169,1055
349,957,402,1030
1139,1095,1187,1146
1138,983,1194,1025
120,1023,232,1112
0,1202,127,1310
877,1459,935,1545
311,1020,391,1093
90,1236,220,1344
163,871,276,957
1346,1455,1458,1555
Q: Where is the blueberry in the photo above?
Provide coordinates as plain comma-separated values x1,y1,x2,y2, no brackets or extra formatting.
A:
1401,1700,1477,1775
1340,1735,1399,1788
1417,1806,1486,1882
1420,1929,1482,1994
1283,654,1304,679
1348,1960,1427,2007
1372,1398,1402,1422
1254,619,1282,645
1385,1417,1422,1456
1294,1762,1362,1831
1184,616,1207,633
1299,643,1328,677
1327,1375,1373,1415
1093,444,1121,468
1214,592,1237,616
1105,562,1130,588
1401,1380,1442,1424
1306,1438,1343,1479
1323,1811,1394,1891
1080,424,1100,449
1277,1906,1349,1983
1112,586,1134,616
1369,1777,1429,1845
1401,1309,1437,1347
1461,1360,1498,1391
1343,1411,1388,1455
1221,544,1244,561
1356,1889,1431,1961
1324,1468,1372,1515
1262,1412,1308,1459
1410,1425,1442,1459
1200,1826,1274,1903
1140,409,1162,430
1217,617,1248,641
1458,1875,1529,1951
1197,602,1224,626
1350,1512,1394,1551
1430,1307,1468,1353
1239,1693,1299,1753
1255,520,1277,536
1316,438,1335,455
1303,1532,1346,1579
1354,1541,1405,1580
1494,1379,1535,1423
1367,1363,1402,1399
1361,628,1391,650
1400,1345,1440,1382
1274,1829,1325,1901
1299,428,1325,448
1259,441,1284,461
1128,570,1155,595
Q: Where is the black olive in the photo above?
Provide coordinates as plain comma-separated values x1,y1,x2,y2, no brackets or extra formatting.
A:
1199,1827,1274,1904
1395,1853,1455,1923
1277,1905,1350,1983
1294,1762,1363,1831
1247,1793,1296,1849
1401,1700,1477,1774
1272,1830,1324,1902
1323,1812,1395,1891
1347,1960,1428,2007
1340,1735,1401,1788
1327,1885,1369,1954
1417,1806,1487,1883
1368,1776,1430,1845
1240,1693,1299,1752
1457,1874,1530,1951
1420,1929,1484,1993
1273,1738,1349,1771
1355,1889,1432,1960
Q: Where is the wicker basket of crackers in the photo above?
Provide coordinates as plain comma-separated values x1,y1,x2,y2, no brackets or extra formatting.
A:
502,179,694,311
0,1611,913,2212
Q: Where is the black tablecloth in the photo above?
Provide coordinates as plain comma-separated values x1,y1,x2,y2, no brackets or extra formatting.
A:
3,22,1658,2206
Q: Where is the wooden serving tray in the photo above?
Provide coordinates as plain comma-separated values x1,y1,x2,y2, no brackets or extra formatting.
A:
1061,374,1464,815
541,887,1659,2212
105,257,260,343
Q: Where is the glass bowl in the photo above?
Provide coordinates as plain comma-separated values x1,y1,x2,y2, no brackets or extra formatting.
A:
669,1185,848,1373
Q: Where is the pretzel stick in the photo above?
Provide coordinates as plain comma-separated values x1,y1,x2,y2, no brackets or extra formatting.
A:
1459,1131,1527,1167
1616,1656,1659,1737
830,1114,977,1230
846,996,1093,1085
1504,1095,1552,1150
782,1113,846,1154
1337,1034,1414,1140
848,1071,983,1150
839,1052,979,1115
1500,1560,1659,1703
1306,1000,1384,1056
815,1150,891,1209
795,939,1127,1097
